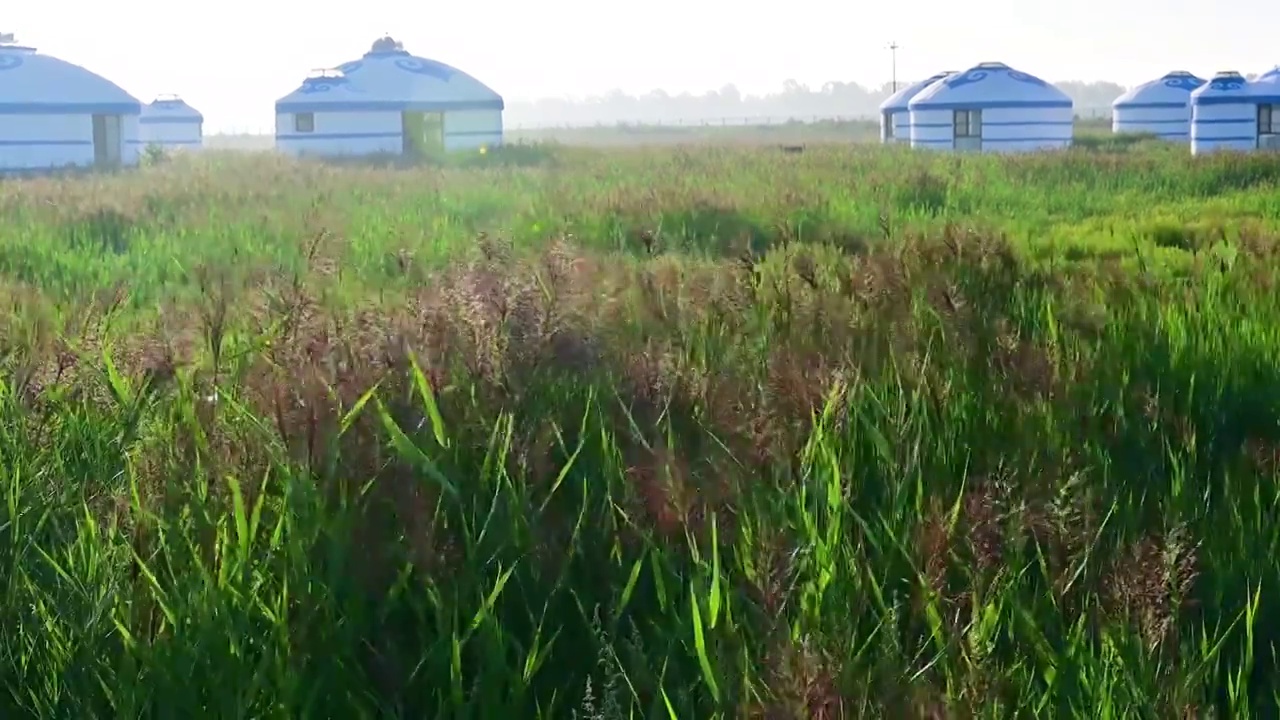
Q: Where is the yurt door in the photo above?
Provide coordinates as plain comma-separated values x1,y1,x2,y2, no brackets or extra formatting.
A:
402,111,445,158
91,114,123,167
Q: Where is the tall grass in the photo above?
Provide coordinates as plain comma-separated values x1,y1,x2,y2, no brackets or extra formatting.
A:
0,145,1278,717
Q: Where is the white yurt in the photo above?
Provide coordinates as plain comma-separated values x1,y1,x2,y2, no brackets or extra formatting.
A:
1190,72,1260,154
0,34,142,171
1111,71,1205,141
908,62,1074,152
878,71,954,144
274,36,504,158
138,95,203,151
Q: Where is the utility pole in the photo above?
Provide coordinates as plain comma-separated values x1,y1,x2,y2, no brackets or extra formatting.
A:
888,41,901,92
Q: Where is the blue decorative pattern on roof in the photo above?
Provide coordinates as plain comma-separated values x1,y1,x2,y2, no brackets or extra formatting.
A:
1162,73,1205,91
1113,72,1205,109
1210,75,1246,91
1190,74,1256,106
945,66,1047,91
0,54,23,71
393,56,456,81
298,76,353,94
339,52,457,81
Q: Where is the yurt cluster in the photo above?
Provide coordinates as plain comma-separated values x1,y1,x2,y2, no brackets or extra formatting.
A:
0,33,504,172
0,27,1275,172
880,61,1280,154
0,33,204,172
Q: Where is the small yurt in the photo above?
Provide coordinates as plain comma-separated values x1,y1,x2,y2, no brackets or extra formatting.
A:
1190,72,1263,154
908,62,1074,153
1111,71,1205,141
138,95,203,151
878,71,954,144
274,35,504,158
0,34,142,171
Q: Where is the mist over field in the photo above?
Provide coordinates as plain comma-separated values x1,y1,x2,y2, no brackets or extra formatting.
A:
500,79,1134,128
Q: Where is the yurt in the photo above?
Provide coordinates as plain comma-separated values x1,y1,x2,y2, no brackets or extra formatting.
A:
908,62,1074,153
1111,71,1205,141
138,95,203,151
1249,72,1280,150
274,36,504,158
1190,71,1267,154
878,71,954,144
0,34,142,171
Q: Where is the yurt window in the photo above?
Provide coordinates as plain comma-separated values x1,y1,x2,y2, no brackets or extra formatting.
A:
294,113,315,133
883,112,894,140
1260,105,1276,135
954,109,981,138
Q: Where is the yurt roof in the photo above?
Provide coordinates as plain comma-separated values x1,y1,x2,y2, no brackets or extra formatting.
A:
276,36,504,113
908,62,1072,110
878,71,956,112
1247,71,1280,103
1191,72,1252,105
142,94,203,122
274,70,369,112
0,39,140,114
1112,71,1205,109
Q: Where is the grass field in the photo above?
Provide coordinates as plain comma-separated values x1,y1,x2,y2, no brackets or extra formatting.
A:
1,141,1280,718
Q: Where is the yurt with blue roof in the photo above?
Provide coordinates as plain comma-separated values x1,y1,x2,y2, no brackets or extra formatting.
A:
138,94,203,151
878,71,954,144
1111,71,1205,141
274,35,505,158
0,33,142,171
908,62,1074,153
1190,71,1280,154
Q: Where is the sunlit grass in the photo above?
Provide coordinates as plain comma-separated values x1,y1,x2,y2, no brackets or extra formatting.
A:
0,143,1277,717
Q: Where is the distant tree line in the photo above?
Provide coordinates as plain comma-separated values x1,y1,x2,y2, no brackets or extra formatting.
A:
503,79,1133,128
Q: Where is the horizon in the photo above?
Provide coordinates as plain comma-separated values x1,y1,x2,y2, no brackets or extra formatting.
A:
7,0,1278,133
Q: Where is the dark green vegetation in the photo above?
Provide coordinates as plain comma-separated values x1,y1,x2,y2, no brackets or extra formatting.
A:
1,144,1280,717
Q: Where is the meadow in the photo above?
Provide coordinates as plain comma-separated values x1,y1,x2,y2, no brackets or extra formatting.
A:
0,139,1279,718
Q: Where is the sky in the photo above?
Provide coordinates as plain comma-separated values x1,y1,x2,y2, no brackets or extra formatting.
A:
7,0,1278,133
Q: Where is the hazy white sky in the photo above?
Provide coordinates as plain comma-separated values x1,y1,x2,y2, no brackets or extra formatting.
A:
8,0,1278,132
